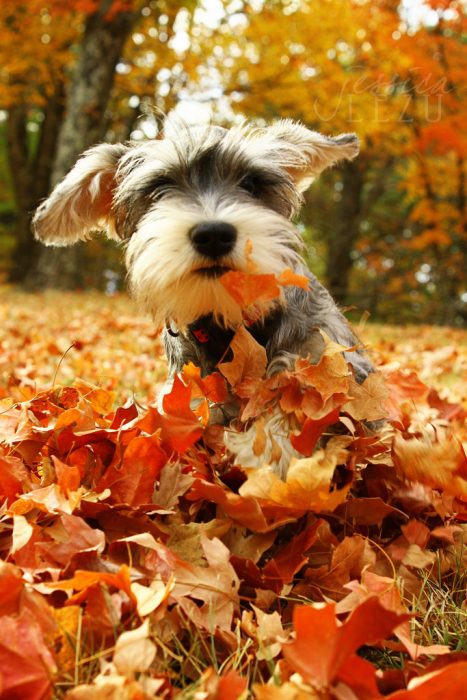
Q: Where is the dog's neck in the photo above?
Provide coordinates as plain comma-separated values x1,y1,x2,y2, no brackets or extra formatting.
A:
181,312,282,375
188,315,235,365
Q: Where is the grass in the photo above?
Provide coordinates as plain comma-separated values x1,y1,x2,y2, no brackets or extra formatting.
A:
414,551,467,652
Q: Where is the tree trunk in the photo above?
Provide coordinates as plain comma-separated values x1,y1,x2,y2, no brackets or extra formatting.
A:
7,93,66,283
25,0,138,290
325,160,364,304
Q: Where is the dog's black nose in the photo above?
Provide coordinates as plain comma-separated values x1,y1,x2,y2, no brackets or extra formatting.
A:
190,221,237,259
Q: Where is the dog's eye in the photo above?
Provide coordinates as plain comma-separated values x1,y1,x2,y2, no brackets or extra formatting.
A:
239,175,261,196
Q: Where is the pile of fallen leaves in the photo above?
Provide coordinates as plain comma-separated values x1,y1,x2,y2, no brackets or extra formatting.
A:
0,282,466,699
0,289,166,403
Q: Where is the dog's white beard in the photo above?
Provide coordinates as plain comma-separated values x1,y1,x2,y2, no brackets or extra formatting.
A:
125,198,300,328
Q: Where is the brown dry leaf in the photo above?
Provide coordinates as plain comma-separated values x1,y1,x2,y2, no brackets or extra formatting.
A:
152,462,194,510
34,513,105,567
337,570,405,616
219,325,276,420
186,478,292,532
307,535,376,598
337,570,450,660
72,379,116,415
385,369,430,405
343,371,389,421
0,561,57,634
430,524,463,543
113,619,156,676
265,521,322,584
223,527,276,563
251,604,286,660
171,535,240,633
119,532,240,633
401,519,431,548
166,520,230,566
253,416,268,456
182,363,228,404
242,608,280,659
218,325,268,388
54,456,81,494
97,433,167,506
131,575,175,617
400,544,436,569
334,497,406,526
48,565,136,606
10,483,82,515
11,514,34,554
64,674,164,699
291,409,341,455
294,334,351,401
194,667,248,700
239,440,352,512
388,662,467,699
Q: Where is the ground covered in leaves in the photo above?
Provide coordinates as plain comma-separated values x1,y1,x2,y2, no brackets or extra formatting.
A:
1,287,466,699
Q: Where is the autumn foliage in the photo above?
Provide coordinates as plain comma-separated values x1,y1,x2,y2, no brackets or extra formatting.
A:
0,282,466,698
0,0,465,322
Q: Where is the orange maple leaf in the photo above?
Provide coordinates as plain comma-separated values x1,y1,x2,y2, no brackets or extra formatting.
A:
393,434,467,497
48,564,136,605
344,371,389,422
137,376,203,453
220,270,281,308
282,598,410,692
218,326,268,389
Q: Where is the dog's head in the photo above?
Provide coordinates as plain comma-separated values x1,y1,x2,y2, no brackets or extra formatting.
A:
34,120,359,328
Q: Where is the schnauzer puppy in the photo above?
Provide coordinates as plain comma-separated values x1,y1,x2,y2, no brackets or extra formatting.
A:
33,120,373,473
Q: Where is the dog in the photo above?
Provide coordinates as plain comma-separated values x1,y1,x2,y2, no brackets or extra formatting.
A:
33,119,374,475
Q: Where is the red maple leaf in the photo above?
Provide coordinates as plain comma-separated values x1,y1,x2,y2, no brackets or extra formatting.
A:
282,598,410,692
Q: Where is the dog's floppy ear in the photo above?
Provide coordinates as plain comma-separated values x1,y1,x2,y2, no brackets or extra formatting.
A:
33,143,128,246
268,120,359,192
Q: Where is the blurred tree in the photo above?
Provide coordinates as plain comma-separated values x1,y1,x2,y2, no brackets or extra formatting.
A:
194,0,409,304
32,0,139,288
195,0,465,322
0,0,74,282
0,0,188,288
395,1,467,323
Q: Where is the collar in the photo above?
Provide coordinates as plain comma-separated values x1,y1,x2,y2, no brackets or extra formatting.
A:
186,310,282,348
188,315,233,346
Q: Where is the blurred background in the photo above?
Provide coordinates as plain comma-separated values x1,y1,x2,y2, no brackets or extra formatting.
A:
0,0,465,325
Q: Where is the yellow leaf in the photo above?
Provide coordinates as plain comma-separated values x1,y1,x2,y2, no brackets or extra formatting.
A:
393,435,467,497
239,439,352,512
53,605,81,675
344,372,389,421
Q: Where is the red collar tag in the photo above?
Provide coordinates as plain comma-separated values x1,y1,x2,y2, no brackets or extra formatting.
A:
192,328,210,343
